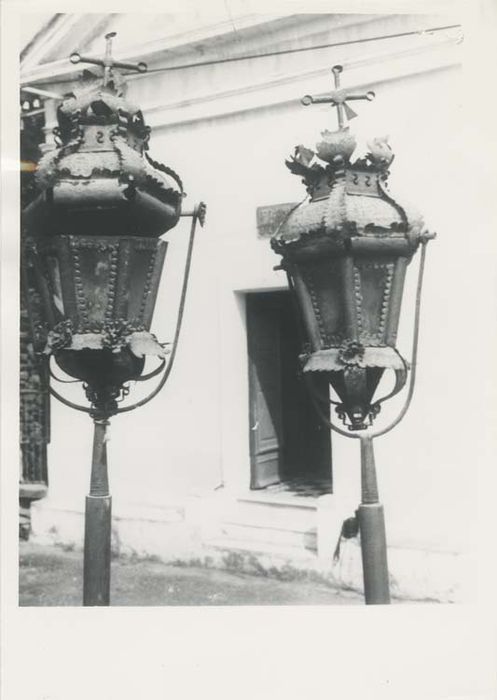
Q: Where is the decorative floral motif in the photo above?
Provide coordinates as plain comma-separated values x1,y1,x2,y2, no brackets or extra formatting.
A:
366,136,394,170
44,319,167,358
285,145,325,193
44,319,74,353
100,320,137,352
337,340,365,367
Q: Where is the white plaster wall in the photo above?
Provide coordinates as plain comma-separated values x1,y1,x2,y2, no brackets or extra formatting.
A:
136,58,471,551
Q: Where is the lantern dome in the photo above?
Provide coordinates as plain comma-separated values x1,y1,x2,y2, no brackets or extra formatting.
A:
273,129,424,253
24,65,183,239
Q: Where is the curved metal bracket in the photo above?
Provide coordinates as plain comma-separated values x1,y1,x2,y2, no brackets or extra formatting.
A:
49,384,92,414
116,201,204,414
49,356,82,384
369,352,408,413
134,357,166,382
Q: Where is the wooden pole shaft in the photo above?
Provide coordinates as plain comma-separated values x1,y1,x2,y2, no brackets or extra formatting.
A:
83,420,111,606
358,436,390,604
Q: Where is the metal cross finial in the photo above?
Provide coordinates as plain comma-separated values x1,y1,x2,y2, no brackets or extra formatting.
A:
302,65,375,130
70,32,147,86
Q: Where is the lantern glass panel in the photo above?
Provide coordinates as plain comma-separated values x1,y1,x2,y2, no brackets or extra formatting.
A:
125,247,157,323
355,258,394,344
77,246,115,324
300,258,347,348
46,255,65,319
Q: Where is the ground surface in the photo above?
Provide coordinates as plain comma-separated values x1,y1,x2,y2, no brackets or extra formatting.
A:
19,542,363,607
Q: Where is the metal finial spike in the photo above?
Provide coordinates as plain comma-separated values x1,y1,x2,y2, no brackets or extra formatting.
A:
104,33,116,63
102,32,117,85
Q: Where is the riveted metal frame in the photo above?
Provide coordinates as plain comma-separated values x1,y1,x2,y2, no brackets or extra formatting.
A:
353,258,395,346
385,257,408,345
33,235,167,338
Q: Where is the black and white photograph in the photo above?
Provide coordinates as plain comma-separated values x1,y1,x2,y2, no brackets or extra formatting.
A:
2,1,497,699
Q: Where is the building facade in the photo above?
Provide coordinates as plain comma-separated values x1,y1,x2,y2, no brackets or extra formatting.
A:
20,11,472,601
20,93,50,539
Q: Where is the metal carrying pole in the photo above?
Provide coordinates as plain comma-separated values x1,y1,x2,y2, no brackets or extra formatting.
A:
83,418,111,606
358,436,390,604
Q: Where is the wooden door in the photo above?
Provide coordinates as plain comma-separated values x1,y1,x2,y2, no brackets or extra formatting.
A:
279,296,332,483
247,293,284,489
247,291,332,490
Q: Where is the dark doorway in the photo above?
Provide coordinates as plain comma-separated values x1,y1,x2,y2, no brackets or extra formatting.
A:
246,291,332,492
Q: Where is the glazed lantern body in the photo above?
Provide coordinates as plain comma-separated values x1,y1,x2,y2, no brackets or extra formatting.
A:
27,234,168,385
272,127,427,430
23,52,184,416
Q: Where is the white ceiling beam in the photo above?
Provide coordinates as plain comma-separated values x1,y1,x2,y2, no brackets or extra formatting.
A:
20,12,292,85
21,13,86,71
144,37,461,129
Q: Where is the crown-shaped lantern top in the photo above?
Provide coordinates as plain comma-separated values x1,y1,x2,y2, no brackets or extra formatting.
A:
272,65,425,252
27,33,183,238
51,32,149,148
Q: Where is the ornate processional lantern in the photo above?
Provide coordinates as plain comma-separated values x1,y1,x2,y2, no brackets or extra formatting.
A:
22,33,206,605
270,66,435,604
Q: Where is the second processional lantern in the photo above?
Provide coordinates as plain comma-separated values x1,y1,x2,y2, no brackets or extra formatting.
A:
270,65,435,604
